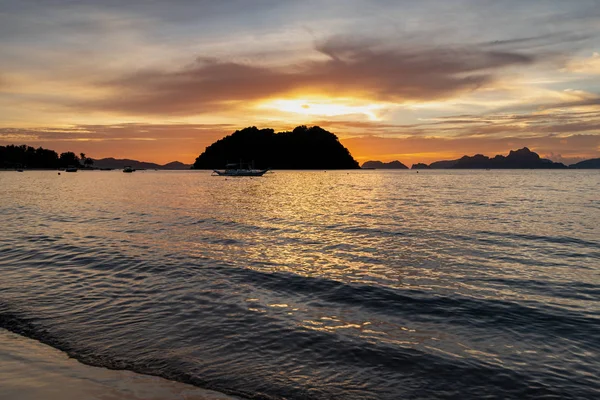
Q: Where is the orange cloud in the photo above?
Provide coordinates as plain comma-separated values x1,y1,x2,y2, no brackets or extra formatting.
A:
564,52,600,74
74,37,539,116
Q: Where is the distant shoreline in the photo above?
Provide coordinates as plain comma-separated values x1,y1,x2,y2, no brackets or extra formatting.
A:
363,148,600,169
3,168,597,172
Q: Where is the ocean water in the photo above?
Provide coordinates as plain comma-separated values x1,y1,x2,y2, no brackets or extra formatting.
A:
1,169,599,399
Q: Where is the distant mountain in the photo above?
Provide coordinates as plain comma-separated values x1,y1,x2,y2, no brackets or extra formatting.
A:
411,163,431,170
162,161,192,170
429,160,459,169
193,125,359,169
415,148,567,169
451,148,566,169
92,158,191,170
569,158,600,169
362,160,408,169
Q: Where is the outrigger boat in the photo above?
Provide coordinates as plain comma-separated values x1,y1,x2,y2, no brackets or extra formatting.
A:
212,162,269,177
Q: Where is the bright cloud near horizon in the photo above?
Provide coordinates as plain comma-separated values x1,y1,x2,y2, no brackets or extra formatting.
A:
1,0,600,165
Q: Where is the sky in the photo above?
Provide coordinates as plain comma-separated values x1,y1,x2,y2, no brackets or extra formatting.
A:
1,0,600,165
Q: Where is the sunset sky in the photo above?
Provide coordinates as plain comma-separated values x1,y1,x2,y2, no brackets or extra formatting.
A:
1,0,599,165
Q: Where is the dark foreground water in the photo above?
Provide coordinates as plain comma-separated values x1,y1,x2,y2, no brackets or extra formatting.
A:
1,170,599,399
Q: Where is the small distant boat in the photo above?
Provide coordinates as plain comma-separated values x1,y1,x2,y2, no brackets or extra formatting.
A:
65,166,78,172
123,166,134,173
212,162,269,177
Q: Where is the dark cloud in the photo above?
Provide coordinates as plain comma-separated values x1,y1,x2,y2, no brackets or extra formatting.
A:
78,37,538,116
480,32,592,51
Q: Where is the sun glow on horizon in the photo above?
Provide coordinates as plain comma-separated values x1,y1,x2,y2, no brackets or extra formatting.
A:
259,98,386,121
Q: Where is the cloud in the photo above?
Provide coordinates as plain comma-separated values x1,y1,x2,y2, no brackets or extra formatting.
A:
311,98,600,140
76,36,539,116
543,152,588,165
564,52,600,74
0,123,235,142
480,32,591,50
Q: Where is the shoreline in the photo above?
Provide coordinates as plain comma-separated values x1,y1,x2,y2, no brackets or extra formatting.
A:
0,328,240,400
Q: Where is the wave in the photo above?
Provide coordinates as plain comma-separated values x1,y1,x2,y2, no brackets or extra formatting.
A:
0,306,586,400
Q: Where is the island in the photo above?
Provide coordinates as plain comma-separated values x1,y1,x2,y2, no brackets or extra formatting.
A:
192,126,360,169
361,160,408,169
429,160,459,169
411,163,431,170
3,143,598,171
417,148,568,169
569,158,600,169
91,158,191,170
0,144,189,170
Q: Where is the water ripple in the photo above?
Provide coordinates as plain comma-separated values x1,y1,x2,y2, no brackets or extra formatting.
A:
1,170,599,399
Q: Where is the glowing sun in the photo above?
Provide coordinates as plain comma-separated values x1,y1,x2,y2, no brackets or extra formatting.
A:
259,98,385,120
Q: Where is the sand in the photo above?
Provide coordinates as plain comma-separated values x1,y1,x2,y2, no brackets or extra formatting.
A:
0,328,240,400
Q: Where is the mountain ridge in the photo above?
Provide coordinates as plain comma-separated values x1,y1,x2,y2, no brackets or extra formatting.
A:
381,148,580,170
569,158,600,169
91,158,191,170
361,160,408,169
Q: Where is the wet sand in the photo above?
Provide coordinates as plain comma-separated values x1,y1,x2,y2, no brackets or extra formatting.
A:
0,328,239,400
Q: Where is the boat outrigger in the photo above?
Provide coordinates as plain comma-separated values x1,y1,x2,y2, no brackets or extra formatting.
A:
212,162,269,177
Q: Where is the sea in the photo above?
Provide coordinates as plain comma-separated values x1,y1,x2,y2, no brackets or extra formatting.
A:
1,169,599,399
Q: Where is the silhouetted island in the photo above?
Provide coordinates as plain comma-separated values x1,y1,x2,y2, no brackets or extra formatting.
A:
569,158,600,169
411,163,431,170
422,148,568,169
0,144,189,170
362,160,408,169
92,158,191,170
0,145,91,169
192,126,359,169
429,160,459,169
3,143,598,171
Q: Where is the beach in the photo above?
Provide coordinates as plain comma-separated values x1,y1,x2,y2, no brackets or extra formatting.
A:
0,328,238,400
